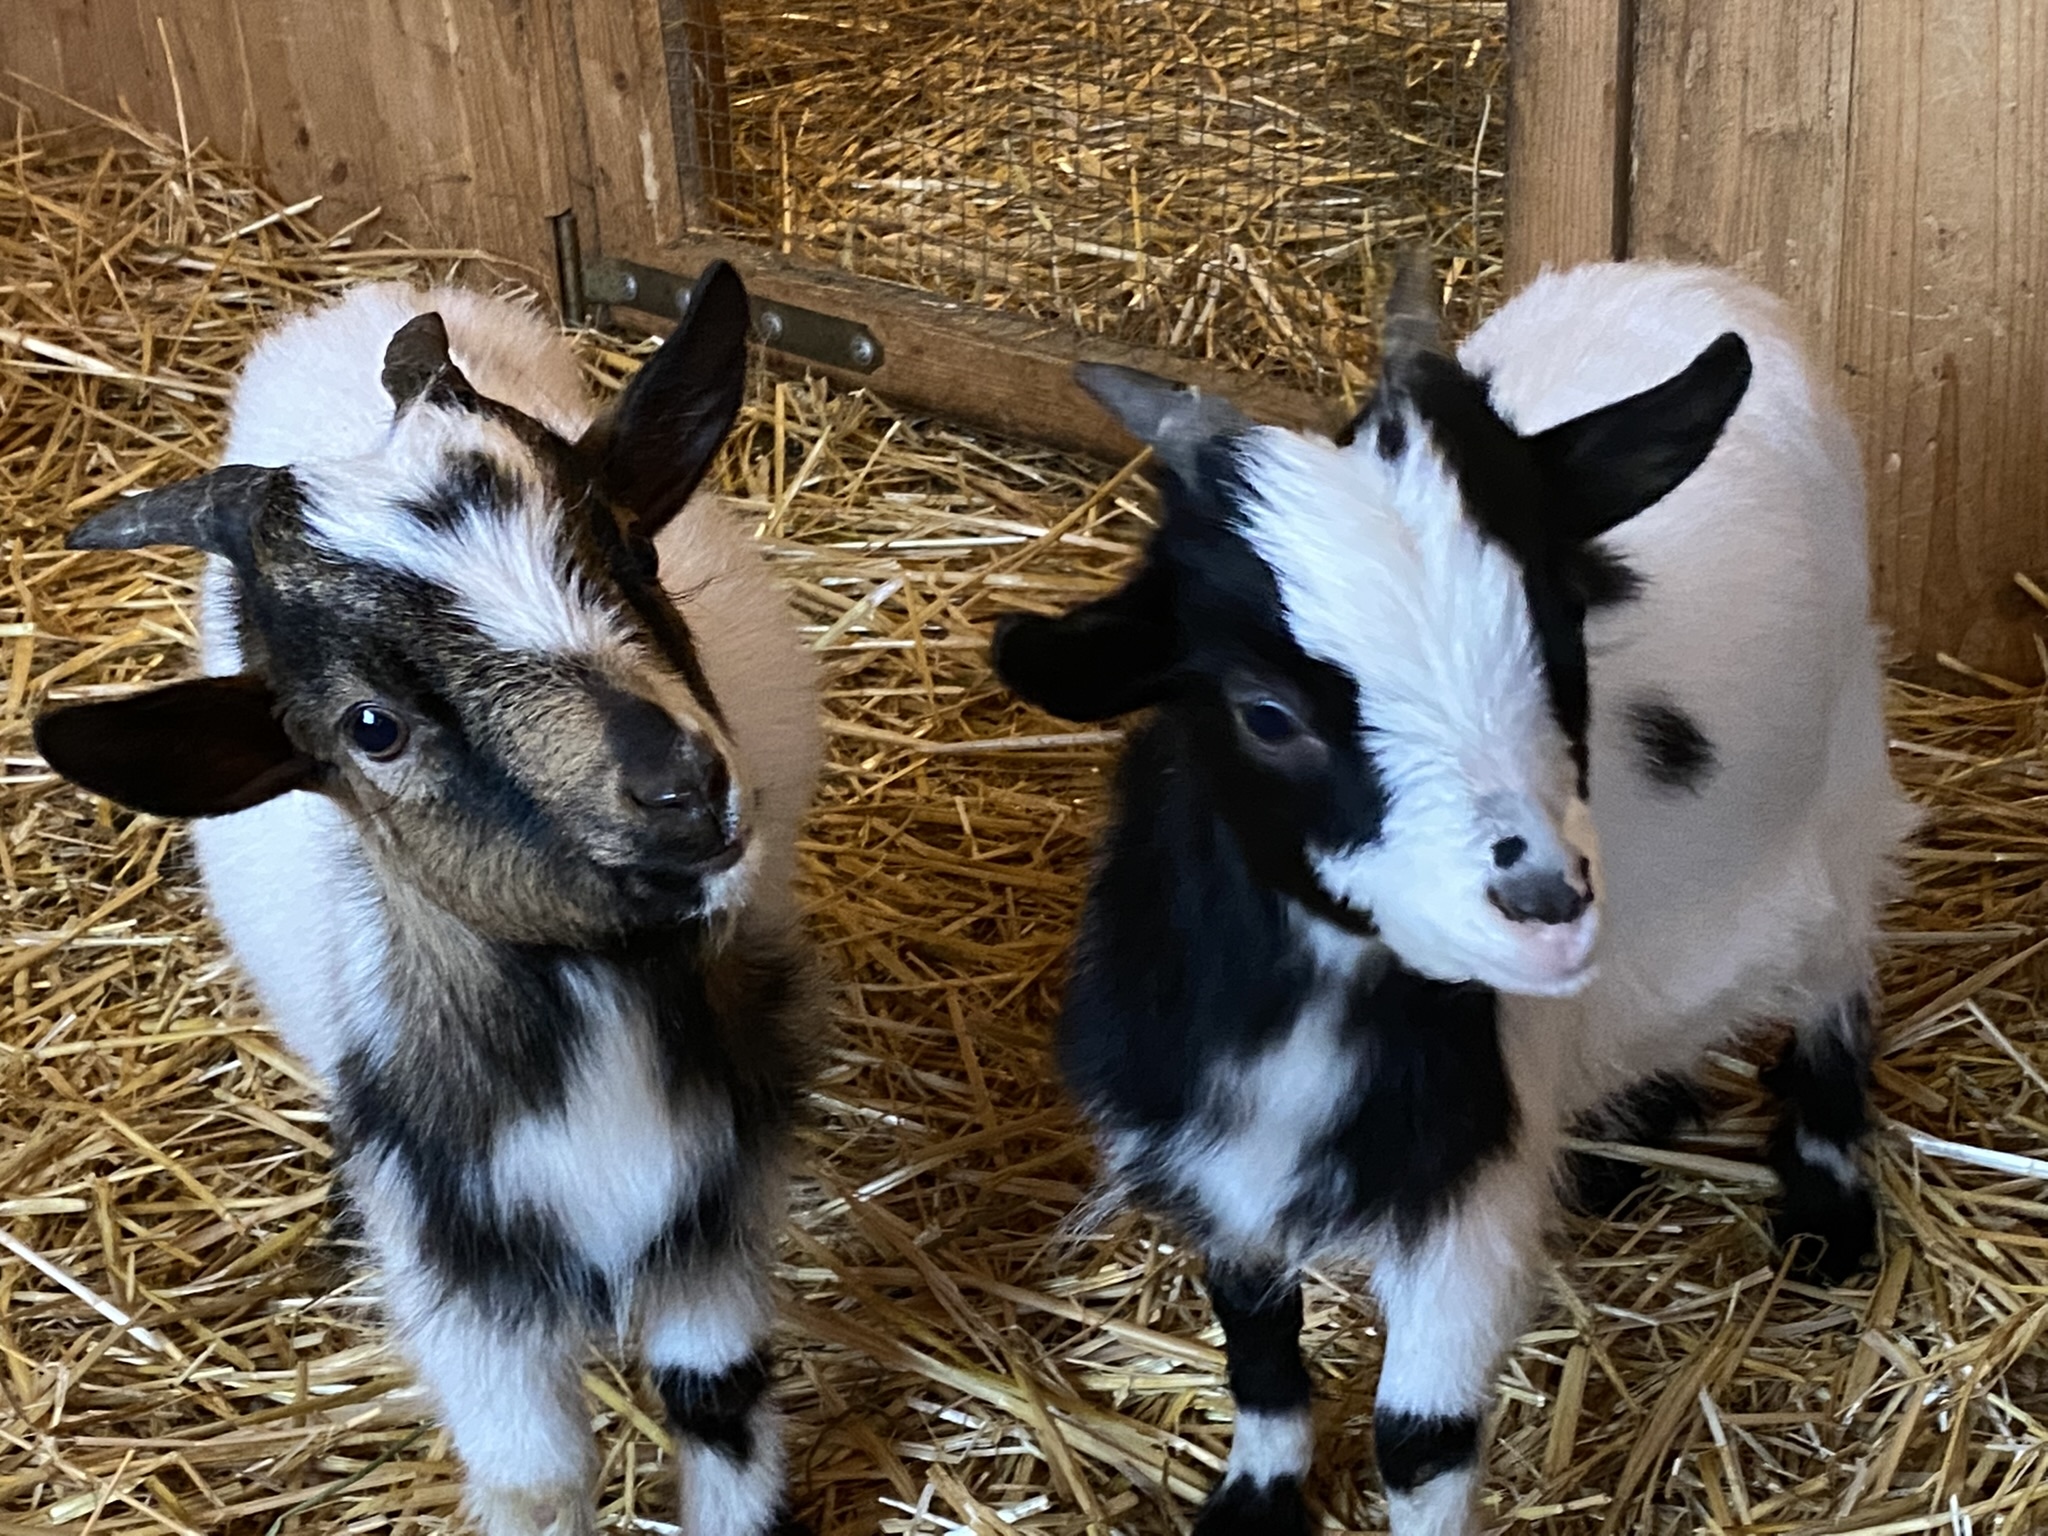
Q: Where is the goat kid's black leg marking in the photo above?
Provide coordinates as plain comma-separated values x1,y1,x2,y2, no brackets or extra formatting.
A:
1766,993,1878,1283
1374,1409,1482,1495
654,1347,772,1463
1564,1072,1702,1216
1193,1267,1312,1536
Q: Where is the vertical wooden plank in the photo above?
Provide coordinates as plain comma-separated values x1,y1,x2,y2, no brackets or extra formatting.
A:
1628,0,1856,341
565,0,688,254
1834,1,2048,674
1504,0,1633,291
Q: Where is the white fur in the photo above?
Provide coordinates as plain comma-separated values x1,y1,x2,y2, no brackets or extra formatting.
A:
1455,263,1918,1114
1386,1473,1481,1536
488,965,734,1284
299,417,630,661
1233,426,1599,995
679,1404,786,1535
1225,1406,1316,1487
1175,944,1366,1254
186,283,818,1536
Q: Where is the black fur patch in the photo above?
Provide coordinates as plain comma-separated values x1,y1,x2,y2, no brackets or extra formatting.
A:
654,1347,772,1462
1375,412,1408,461
1066,719,1519,1246
1192,1473,1309,1536
332,924,807,1322
1764,996,1877,1282
1208,1270,1310,1413
1564,1072,1702,1215
1628,698,1717,792
401,450,523,530
1373,1409,1479,1493
1577,545,1645,608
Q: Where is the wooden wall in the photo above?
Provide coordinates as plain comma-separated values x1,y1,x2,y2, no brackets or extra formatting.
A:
8,1,2045,671
0,1,688,290
1514,0,2048,676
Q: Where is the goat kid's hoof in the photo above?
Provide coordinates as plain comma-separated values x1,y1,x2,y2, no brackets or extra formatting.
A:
468,1485,597,1536
1192,1474,1312,1536
1772,1175,1877,1285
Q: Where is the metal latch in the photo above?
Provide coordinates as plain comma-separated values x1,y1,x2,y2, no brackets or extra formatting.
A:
551,212,882,374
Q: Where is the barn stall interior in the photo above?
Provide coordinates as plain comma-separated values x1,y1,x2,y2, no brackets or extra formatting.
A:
3,2,2048,1534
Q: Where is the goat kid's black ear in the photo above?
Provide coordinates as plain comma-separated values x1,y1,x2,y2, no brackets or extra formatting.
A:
582,259,751,539
1073,362,1251,484
34,675,317,819
382,311,481,414
1530,331,1753,543
989,563,1177,722
65,464,295,564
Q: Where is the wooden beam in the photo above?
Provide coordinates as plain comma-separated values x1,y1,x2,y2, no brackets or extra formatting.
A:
1505,0,1634,291
628,237,1343,464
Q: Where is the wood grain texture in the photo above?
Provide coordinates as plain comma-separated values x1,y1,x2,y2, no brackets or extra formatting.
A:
3,1,579,283
645,237,1343,464
1504,0,1633,291
1630,0,1856,338
1630,0,2048,672
566,0,688,254
1833,0,2048,675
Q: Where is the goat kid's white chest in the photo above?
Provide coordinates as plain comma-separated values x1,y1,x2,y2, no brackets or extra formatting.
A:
1177,925,1375,1252
485,967,729,1277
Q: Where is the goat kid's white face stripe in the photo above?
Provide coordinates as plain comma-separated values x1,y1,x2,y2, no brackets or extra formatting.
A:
303,410,630,659
1231,424,1598,995
1232,422,1554,773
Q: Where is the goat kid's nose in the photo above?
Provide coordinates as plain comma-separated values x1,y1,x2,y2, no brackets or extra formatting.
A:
604,689,733,826
1488,857,1593,927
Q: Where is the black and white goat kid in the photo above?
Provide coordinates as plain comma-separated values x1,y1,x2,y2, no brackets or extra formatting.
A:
35,266,820,1536
991,258,1913,1536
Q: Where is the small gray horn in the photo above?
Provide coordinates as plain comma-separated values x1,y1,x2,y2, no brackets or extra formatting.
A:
1381,245,1444,368
1073,361,1252,482
66,463,292,562
382,311,479,413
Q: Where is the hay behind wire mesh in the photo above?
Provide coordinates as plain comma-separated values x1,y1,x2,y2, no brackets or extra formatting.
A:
5,119,2048,1536
705,0,1504,398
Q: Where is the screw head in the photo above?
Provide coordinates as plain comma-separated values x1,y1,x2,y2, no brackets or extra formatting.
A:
757,310,785,342
617,272,639,303
848,334,878,368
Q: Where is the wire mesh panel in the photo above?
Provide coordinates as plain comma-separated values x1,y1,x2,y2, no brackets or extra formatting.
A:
668,0,1505,398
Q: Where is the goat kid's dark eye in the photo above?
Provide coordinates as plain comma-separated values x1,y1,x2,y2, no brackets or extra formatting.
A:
1240,699,1301,743
346,704,409,760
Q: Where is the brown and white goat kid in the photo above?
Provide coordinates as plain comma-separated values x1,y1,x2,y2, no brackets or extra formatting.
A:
35,265,820,1536
993,258,1915,1536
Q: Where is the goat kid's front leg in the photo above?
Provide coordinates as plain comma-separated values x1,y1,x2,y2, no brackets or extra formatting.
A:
1195,1264,1314,1536
1370,1173,1545,1536
1766,991,1879,1282
641,1264,802,1536
392,1280,597,1536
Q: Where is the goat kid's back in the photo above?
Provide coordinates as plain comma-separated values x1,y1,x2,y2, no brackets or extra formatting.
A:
1467,264,1916,1105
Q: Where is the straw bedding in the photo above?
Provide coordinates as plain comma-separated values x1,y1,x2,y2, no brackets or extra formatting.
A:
5,121,2048,1536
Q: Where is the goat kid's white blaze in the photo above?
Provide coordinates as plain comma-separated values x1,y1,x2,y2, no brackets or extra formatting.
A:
302,407,630,661
1232,422,1599,995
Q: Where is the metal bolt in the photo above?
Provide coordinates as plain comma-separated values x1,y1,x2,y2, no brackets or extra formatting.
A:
847,334,878,369
617,271,639,304
757,309,785,343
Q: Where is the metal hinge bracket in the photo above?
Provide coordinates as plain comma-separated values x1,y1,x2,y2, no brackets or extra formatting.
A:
551,212,881,374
